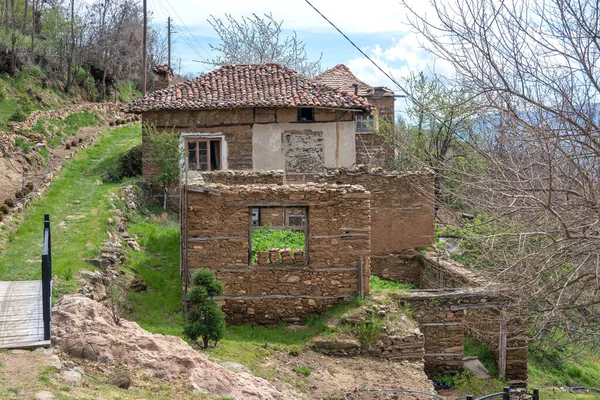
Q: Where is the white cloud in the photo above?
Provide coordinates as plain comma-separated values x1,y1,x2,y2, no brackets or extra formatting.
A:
149,0,420,35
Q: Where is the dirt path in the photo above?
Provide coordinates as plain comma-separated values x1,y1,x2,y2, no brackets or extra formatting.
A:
261,350,435,399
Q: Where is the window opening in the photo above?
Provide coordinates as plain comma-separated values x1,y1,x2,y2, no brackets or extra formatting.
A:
356,114,375,132
186,138,221,171
249,206,308,266
297,107,315,122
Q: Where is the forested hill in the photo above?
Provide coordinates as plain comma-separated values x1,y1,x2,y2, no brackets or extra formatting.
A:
0,0,167,104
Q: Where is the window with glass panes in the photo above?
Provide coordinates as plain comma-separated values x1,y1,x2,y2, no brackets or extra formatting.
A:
186,138,221,171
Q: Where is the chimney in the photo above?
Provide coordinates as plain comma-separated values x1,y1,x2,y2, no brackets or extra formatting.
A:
152,64,174,91
352,83,359,95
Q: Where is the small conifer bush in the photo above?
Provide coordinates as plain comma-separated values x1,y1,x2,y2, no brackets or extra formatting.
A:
3,198,14,207
1,204,10,214
183,269,226,348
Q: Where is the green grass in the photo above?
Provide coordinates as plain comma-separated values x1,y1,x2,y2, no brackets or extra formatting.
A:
14,136,32,153
0,125,141,294
464,337,499,376
369,275,416,294
31,110,103,147
251,229,305,264
292,365,311,376
125,208,185,337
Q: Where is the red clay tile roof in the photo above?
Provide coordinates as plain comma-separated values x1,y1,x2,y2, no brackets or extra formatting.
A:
152,64,173,76
126,63,372,113
314,64,393,97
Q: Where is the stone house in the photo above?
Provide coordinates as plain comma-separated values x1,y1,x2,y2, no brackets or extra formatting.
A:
314,64,396,167
126,63,373,179
125,63,434,324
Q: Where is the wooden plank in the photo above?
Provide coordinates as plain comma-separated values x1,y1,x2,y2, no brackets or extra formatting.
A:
0,280,46,349
0,340,51,349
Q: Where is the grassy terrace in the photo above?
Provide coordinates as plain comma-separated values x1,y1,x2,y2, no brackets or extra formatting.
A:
0,124,141,295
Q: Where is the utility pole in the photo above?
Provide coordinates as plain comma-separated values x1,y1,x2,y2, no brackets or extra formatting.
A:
142,0,147,95
167,17,171,69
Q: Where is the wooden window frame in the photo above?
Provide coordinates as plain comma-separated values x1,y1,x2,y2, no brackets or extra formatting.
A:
185,138,222,171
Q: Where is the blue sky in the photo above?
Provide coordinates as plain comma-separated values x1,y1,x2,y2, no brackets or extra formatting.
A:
146,0,451,118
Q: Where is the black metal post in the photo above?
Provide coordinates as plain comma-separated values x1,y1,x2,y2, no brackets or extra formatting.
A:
533,388,539,400
466,396,474,400
503,387,510,400
42,214,52,341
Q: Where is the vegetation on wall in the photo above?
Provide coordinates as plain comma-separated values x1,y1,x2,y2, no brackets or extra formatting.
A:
251,228,305,263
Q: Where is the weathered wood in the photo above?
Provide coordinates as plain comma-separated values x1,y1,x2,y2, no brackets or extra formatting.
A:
0,280,47,349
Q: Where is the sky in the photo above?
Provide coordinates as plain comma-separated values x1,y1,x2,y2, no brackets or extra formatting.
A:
146,0,452,117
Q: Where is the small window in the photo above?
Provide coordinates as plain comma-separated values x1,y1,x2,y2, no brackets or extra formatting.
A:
356,114,375,132
297,108,314,122
249,206,308,266
186,138,221,171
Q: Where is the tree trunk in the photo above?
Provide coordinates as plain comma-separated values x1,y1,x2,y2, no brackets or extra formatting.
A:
65,0,75,94
163,186,167,209
22,0,27,32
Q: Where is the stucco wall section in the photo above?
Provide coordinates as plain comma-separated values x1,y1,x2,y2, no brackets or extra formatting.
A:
252,121,356,171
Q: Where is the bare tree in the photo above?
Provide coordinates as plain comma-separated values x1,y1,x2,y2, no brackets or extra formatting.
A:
206,13,322,77
403,0,600,351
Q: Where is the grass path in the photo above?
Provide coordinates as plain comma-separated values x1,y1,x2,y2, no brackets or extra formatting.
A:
0,124,141,292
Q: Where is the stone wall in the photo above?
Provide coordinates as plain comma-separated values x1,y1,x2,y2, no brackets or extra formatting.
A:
400,290,527,385
182,183,371,324
420,252,486,289
190,168,435,286
142,107,355,179
355,132,391,168
321,168,435,285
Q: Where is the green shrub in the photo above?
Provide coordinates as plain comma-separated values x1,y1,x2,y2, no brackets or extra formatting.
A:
24,182,34,193
3,198,14,208
117,145,142,178
9,104,29,122
0,80,8,100
0,212,3,222
1,204,10,214
14,137,32,153
183,269,226,348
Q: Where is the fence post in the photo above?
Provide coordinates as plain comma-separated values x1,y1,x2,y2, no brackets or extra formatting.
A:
42,214,52,342
466,396,474,400
503,387,510,400
533,388,539,400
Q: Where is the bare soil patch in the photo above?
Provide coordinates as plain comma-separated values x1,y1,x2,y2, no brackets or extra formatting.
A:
261,350,435,399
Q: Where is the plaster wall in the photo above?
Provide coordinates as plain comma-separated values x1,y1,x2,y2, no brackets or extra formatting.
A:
252,121,356,171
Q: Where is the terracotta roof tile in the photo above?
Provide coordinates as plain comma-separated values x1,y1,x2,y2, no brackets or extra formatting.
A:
126,63,372,113
314,64,393,97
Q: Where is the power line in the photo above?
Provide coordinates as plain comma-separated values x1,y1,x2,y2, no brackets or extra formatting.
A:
160,0,211,59
304,0,478,148
148,0,206,61
304,0,411,100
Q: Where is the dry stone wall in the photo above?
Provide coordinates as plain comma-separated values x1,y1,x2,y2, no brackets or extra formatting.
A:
195,168,435,285
183,183,371,324
321,168,434,285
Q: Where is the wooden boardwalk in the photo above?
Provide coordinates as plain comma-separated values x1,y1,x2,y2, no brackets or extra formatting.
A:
0,280,50,348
